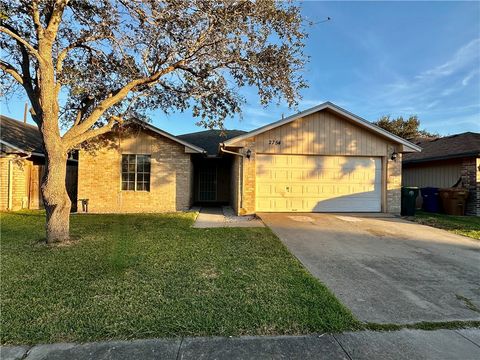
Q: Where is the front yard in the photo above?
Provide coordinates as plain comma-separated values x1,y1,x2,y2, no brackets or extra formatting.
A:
1,211,358,345
413,211,480,240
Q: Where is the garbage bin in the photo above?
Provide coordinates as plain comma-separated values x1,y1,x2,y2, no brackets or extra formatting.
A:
421,187,440,213
401,187,419,216
439,188,468,215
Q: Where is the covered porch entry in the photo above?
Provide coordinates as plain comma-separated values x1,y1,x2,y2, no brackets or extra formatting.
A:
191,155,235,205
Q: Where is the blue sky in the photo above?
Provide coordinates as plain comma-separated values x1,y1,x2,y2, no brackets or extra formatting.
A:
2,1,479,136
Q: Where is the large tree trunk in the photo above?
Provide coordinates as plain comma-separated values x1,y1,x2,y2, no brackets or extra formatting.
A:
41,148,71,244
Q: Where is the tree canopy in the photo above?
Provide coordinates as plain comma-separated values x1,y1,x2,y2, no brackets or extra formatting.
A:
1,0,308,150
373,115,438,140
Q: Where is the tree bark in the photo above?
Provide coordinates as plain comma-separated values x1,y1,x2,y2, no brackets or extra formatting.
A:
41,149,71,243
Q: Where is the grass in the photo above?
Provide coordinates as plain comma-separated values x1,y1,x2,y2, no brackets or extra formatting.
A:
412,211,480,240
363,320,480,332
0,211,359,345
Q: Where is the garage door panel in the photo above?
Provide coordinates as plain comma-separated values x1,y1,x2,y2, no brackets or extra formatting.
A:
256,154,382,212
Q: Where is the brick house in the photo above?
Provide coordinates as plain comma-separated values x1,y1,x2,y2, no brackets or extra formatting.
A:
0,115,78,211
77,102,421,215
403,132,480,216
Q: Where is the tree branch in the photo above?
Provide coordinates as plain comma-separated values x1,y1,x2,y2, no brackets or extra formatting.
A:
0,26,40,59
65,115,123,149
30,1,44,39
56,35,106,75
63,60,185,145
0,61,23,85
44,0,70,41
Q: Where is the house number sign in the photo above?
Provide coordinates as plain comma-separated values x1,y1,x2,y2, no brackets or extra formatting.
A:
268,139,281,145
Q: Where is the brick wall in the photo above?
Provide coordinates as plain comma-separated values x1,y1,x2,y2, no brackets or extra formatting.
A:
461,157,480,216
386,152,402,214
78,128,193,213
0,156,31,211
239,139,256,215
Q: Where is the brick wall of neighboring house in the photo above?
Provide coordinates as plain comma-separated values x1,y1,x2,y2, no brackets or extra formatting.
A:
0,156,31,211
77,128,193,213
462,157,480,216
386,152,402,214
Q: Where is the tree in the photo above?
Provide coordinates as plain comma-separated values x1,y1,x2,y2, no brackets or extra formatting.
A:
1,0,307,243
373,115,438,140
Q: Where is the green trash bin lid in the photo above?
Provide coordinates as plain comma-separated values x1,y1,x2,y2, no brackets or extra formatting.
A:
402,187,419,197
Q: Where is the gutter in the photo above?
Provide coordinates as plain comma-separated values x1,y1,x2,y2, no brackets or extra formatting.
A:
220,144,244,213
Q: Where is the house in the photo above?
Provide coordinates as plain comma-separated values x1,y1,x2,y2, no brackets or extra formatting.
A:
78,102,421,214
402,132,480,216
0,115,78,211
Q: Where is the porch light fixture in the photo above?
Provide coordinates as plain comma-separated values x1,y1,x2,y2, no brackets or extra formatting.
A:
246,149,252,159
390,151,398,161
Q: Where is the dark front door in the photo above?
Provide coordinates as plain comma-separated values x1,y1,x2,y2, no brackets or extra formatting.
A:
198,165,217,201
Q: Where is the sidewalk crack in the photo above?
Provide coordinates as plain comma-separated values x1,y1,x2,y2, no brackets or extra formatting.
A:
454,330,480,349
175,337,184,360
332,334,353,360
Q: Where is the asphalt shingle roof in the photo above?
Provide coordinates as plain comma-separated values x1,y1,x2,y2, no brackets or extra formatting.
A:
403,132,480,164
178,129,247,156
0,115,44,154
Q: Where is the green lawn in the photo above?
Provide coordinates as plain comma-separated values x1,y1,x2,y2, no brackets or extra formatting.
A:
0,211,358,345
413,211,480,240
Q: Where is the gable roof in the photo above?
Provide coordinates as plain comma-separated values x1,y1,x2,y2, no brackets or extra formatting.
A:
223,102,422,152
403,132,480,164
0,115,45,156
178,129,247,156
129,119,206,154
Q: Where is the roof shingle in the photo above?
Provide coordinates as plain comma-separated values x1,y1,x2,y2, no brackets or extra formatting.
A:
403,132,480,164
0,115,44,154
178,129,247,156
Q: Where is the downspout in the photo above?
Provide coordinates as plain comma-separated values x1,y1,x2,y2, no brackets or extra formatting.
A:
220,144,244,212
7,153,31,210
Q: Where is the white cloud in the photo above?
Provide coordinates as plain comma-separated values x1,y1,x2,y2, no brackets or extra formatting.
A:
462,69,480,86
416,38,480,81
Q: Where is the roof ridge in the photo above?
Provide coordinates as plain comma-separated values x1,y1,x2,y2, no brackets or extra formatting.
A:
178,129,247,136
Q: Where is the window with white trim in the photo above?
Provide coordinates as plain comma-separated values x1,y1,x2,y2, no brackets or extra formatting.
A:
121,154,151,191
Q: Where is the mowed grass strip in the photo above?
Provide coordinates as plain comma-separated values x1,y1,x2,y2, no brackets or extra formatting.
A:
413,211,480,240
1,211,358,345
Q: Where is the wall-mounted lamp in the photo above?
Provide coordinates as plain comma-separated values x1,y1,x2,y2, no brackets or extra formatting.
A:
246,149,252,159
390,151,398,161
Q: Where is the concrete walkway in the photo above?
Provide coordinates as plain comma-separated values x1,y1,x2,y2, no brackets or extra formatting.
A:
193,206,264,228
2,329,479,360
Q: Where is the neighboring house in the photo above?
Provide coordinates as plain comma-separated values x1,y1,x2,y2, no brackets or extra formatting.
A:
78,102,421,214
0,115,78,211
403,132,480,216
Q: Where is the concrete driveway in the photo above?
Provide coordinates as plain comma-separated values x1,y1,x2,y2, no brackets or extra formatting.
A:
259,213,480,324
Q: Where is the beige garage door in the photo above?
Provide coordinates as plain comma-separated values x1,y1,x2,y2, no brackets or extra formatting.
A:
256,154,382,212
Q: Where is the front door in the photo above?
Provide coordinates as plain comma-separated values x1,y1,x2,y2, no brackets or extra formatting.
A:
198,165,217,201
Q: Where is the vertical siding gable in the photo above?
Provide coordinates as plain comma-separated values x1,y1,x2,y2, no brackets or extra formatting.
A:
254,109,389,156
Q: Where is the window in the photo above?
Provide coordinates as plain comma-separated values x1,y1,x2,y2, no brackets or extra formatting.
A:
121,154,151,191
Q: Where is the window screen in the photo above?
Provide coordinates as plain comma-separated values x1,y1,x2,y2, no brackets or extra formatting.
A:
121,154,150,191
